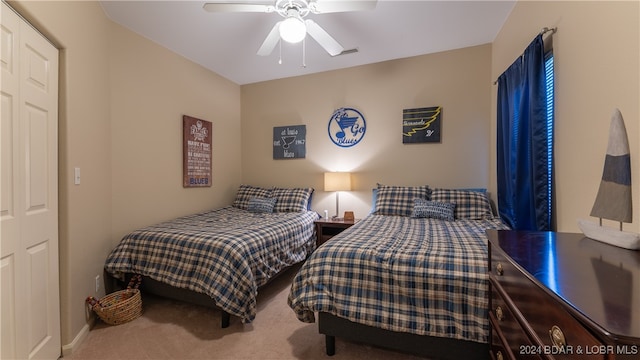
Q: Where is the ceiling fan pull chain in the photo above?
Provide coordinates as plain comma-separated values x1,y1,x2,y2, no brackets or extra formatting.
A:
302,37,306,68
278,39,282,65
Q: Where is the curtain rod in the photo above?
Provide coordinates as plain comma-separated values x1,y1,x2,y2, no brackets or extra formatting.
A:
493,27,557,85
539,27,557,36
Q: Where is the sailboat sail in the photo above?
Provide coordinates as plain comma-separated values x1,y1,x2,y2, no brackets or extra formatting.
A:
589,108,632,223
578,108,638,250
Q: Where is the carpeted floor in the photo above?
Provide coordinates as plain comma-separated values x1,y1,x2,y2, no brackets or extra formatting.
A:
67,264,427,360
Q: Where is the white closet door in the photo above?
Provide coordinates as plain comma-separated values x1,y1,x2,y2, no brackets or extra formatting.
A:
1,3,60,359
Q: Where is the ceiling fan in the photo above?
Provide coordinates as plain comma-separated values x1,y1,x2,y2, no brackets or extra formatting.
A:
203,0,377,57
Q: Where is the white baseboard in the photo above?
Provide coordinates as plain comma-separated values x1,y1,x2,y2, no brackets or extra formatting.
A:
61,318,95,357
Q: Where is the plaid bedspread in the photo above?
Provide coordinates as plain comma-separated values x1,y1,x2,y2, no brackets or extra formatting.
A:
287,214,509,343
105,206,319,323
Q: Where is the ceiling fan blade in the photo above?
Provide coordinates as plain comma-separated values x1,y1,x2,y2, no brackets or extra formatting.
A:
310,0,377,14
333,48,358,57
304,19,344,56
257,22,282,56
203,2,274,13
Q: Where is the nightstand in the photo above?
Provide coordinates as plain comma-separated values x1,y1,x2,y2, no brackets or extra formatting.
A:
315,218,358,247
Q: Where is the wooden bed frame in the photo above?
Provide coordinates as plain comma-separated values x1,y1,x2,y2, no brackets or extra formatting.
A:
318,312,489,359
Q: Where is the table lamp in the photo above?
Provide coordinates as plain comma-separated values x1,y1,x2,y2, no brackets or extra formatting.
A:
324,172,352,219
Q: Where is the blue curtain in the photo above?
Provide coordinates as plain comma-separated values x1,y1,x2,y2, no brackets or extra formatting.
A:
496,35,551,231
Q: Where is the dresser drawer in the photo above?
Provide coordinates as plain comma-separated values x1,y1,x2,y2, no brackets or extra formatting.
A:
491,247,605,360
491,278,540,359
491,310,543,360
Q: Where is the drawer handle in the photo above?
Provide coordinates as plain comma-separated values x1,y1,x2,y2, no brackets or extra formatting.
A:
496,350,503,360
495,306,504,321
549,325,566,348
496,263,504,276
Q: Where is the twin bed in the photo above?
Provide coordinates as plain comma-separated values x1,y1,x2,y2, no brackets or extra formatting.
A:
104,183,508,359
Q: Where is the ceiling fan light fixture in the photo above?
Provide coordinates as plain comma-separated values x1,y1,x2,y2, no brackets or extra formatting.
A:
279,15,306,43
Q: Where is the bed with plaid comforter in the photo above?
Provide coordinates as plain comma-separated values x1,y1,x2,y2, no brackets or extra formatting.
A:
288,214,509,343
105,206,318,323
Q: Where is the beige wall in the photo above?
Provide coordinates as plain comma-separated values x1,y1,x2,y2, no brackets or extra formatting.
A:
9,0,242,350
491,1,640,232
109,23,241,242
241,44,494,218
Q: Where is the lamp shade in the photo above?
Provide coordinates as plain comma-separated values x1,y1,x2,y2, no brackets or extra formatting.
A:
324,172,351,192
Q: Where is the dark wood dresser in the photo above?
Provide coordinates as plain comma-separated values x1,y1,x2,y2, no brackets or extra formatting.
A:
487,230,640,360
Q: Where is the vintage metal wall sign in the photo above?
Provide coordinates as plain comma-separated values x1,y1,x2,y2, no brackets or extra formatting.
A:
328,107,366,147
183,115,212,187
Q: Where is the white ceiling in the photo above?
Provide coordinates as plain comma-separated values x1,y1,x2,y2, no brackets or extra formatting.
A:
100,1,515,85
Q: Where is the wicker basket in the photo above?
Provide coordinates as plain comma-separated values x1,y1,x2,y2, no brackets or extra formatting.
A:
86,275,142,325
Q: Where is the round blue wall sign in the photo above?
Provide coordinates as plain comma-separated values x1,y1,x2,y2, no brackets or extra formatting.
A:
327,107,366,147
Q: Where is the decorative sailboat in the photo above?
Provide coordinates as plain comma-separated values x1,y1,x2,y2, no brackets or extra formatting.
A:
577,108,640,250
